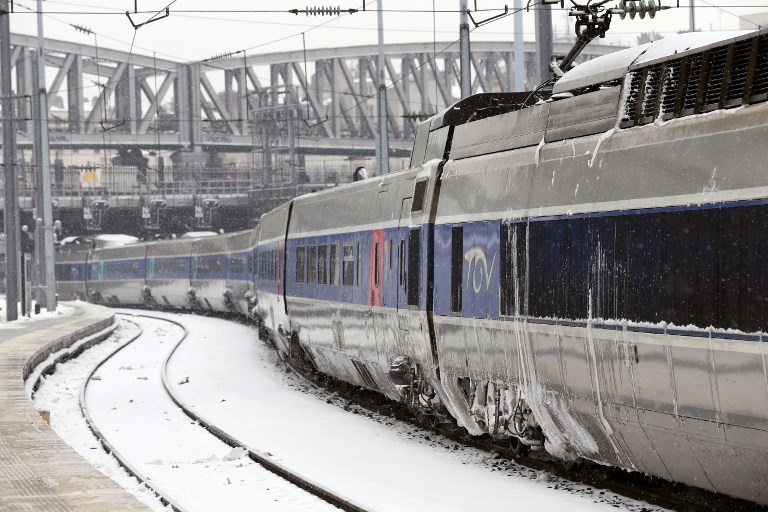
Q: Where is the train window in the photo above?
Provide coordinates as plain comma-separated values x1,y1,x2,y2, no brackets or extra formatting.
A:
330,244,340,286
55,264,70,281
318,245,328,285
155,258,186,277
407,229,420,306
104,260,141,280
230,256,245,276
374,242,380,288
342,243,354,286
197,256,225,277
356,242,361,287
272,250,277,281
296,246,306,283
411,180,428,213
307,245,317,284
451,226,463,313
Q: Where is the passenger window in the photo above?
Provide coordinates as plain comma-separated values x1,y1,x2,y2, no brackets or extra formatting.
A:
296,246,305,283
451,226,463,313
307,246,317,284
318,245,328,285
330,244,340,285
342,243,354,286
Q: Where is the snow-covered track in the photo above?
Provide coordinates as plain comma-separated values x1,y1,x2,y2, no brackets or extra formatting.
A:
79,317,192,512
115,312,369,512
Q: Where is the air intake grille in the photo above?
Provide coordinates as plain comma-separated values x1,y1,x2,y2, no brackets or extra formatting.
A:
751,34,768,99
351,360,378,390
725,39,753,106
620,31,768,129
620,71,642,127
703,46,729,109
681,53,704,113
639,65,662,123
659,60,681,119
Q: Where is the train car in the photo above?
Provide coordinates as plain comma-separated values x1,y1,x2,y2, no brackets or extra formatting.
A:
190,235,230,312
54,245,90,301
224,228,258,315
87,242,147,306
284,162,449,411
144,238,195,308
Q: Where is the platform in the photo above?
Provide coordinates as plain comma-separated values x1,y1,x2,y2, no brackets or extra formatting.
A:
0,301,152,511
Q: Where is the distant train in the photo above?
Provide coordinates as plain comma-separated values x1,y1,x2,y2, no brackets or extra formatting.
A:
56,28,768,505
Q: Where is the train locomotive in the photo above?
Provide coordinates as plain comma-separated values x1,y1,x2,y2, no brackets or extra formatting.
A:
55,24,768,505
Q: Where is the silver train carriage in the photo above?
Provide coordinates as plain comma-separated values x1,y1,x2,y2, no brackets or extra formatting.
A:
53,28,768,505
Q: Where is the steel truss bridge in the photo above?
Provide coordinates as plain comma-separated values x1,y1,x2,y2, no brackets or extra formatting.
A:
7,33,619,154
1,34,621,236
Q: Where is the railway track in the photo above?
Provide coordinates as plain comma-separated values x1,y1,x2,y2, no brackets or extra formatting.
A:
80,313,369,512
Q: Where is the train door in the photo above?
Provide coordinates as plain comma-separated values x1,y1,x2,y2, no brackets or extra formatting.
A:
397,197,412,321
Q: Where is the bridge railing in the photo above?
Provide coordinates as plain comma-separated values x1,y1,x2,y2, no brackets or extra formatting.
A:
6,163,355,202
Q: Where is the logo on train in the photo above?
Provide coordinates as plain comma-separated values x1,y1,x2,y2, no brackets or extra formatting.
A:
464,247,496,293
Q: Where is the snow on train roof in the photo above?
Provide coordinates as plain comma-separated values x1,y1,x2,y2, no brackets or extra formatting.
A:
553,30,755,94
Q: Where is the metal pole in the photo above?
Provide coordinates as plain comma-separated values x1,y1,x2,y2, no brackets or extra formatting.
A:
1,0,19,321
689,0,695,32
34,0,56,311
459,0,471,99
535,2,554,84
286,86,297,195
376,0,389,175
513,0,526,90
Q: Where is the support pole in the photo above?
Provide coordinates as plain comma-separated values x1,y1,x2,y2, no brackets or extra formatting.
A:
535,2,554,84
513,0,526,90
376,0,389,175
689,0,695,32
286,85,297,195
1,0,19,321
459,0,471,99
34,0,56,311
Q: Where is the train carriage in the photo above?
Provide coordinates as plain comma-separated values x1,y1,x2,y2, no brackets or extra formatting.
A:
224,228,258,315
144,238,195,308
190,235,230,312
87,243,147,306
54,245,90,301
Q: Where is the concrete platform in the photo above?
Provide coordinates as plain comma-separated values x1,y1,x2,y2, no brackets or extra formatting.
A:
0,302,153,511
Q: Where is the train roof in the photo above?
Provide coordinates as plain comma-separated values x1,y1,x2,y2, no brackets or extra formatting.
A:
553,30,755,94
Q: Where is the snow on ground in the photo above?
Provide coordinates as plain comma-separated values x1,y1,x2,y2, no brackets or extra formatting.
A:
30,321,167,511
155,311,666,512
33,315,338,512
0,296,73,326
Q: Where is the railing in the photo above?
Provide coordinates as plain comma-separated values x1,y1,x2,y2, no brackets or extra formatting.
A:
2,163,357,203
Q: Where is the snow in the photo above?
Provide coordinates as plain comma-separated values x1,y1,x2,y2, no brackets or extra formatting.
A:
29,311,666,511
633,31,754,67
0,297,73,325
180,231,219,239
93,234,140,248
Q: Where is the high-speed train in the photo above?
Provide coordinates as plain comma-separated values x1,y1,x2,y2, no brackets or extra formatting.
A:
56,28,768,505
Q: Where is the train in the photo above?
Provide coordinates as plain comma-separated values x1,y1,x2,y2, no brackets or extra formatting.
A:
54,26,768,505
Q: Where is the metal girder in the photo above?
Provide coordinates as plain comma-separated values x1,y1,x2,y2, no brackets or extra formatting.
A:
0,33,625,153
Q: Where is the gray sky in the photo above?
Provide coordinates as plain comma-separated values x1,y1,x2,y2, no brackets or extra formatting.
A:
9,0,768,63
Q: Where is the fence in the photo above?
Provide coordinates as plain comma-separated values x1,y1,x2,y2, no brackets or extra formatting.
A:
2,163,358,202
